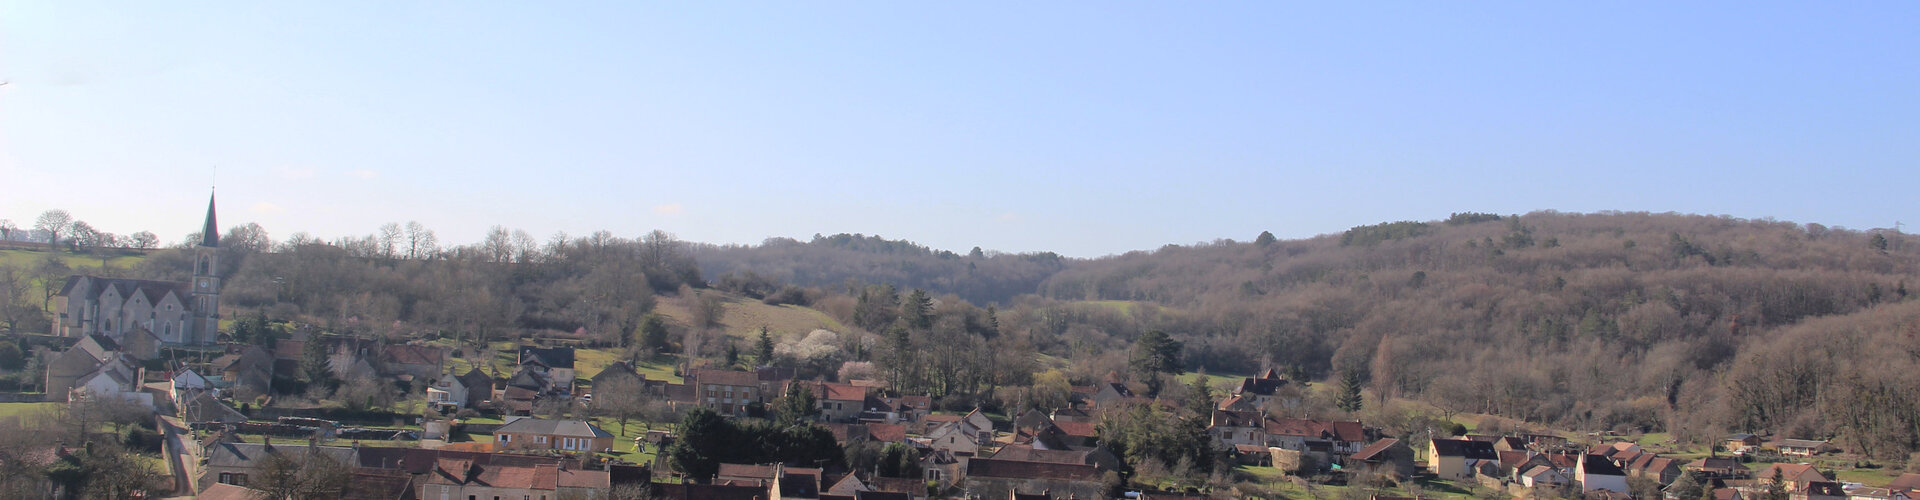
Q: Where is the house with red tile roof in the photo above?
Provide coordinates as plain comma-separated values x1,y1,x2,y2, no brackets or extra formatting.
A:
424,458,608,500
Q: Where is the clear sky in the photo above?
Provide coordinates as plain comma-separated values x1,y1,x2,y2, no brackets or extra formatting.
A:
3,3,1915,258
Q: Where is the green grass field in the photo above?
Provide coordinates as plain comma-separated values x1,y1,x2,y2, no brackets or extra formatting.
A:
0,248,149,270
653,293,846,340
0,402,61,421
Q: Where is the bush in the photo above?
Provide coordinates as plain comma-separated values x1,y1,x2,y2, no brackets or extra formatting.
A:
122,426,162,453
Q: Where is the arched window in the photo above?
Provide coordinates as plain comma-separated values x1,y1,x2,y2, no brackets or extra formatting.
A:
199,257,209,274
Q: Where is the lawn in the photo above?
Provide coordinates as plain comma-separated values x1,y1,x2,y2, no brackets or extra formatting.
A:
0,402,62,421
1174,371,1249,391
0,248,148,270
1834,466,1903,487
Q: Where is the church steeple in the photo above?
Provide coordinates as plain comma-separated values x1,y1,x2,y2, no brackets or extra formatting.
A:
190,190,221,345
200,192,219,248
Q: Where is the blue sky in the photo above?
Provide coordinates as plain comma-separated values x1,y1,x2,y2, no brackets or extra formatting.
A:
3,3,1915,257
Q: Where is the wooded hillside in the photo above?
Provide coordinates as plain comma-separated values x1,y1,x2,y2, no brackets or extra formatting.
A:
8,210,1919,457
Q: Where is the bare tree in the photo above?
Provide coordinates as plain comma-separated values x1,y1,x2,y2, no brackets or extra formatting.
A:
0,219,15,247
594,375,649,437
128,231,157,250
259,449,351,500
404,221,437,260
377,222,402,259
34,210,72,249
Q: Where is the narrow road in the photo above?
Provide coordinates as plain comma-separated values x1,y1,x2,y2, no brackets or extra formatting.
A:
157,415,196,496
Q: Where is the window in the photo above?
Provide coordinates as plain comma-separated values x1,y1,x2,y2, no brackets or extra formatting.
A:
235,474,247,486
534,435,547,444
500,434,512,443
220,473,232,484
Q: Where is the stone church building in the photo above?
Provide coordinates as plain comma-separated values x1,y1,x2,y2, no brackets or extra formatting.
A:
51,193,224,346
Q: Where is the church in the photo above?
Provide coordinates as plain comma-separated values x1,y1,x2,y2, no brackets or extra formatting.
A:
50,193,224,346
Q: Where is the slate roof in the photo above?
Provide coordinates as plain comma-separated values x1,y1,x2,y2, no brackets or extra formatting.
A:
1212,410,1263,428
495,418,613,438
592,361,643,385
519,346,575,369
57,275,192,303
1430,439,1500,460
182,392,249,423
855,491,912,500
1583,455,1627,476
966,458,1102,481
204,442,359,469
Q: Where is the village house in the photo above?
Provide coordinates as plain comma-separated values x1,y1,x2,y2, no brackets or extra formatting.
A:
519,346,578,390
926,417,991,457
428,367,496,411
1520,464,1574,489
1232,368,1293,408
716,463,824,499
1759,463,1831,492
1577,454,1630,494
1726,434,1764,453
424,457,609,500
212,345,276,396
963,458,1107,500
1775,439,1837,457
494,418,616,453
1688,456,1754,480
198,441,359,493
1428,438,1501,481
1266,418,1369,457
1208,409,1266,448
1345,438,1416,480
381,343,447,381
688,369,765,415
801,381,870,422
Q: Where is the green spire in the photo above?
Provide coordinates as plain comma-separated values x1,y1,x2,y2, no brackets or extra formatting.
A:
201,192,219,247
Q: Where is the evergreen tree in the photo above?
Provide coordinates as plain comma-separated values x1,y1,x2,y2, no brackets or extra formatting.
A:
638,313,670,354
1129,330,1182,396
1765,468,1789,500
984,305,1001,338
900,288,933,330
887,325,916,392
773,379,818,425
755,326,777,366
301,336,333,385
668,408,731,483
1184,374,1214,417
1335,369,1365,413
1255,230,1278,247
